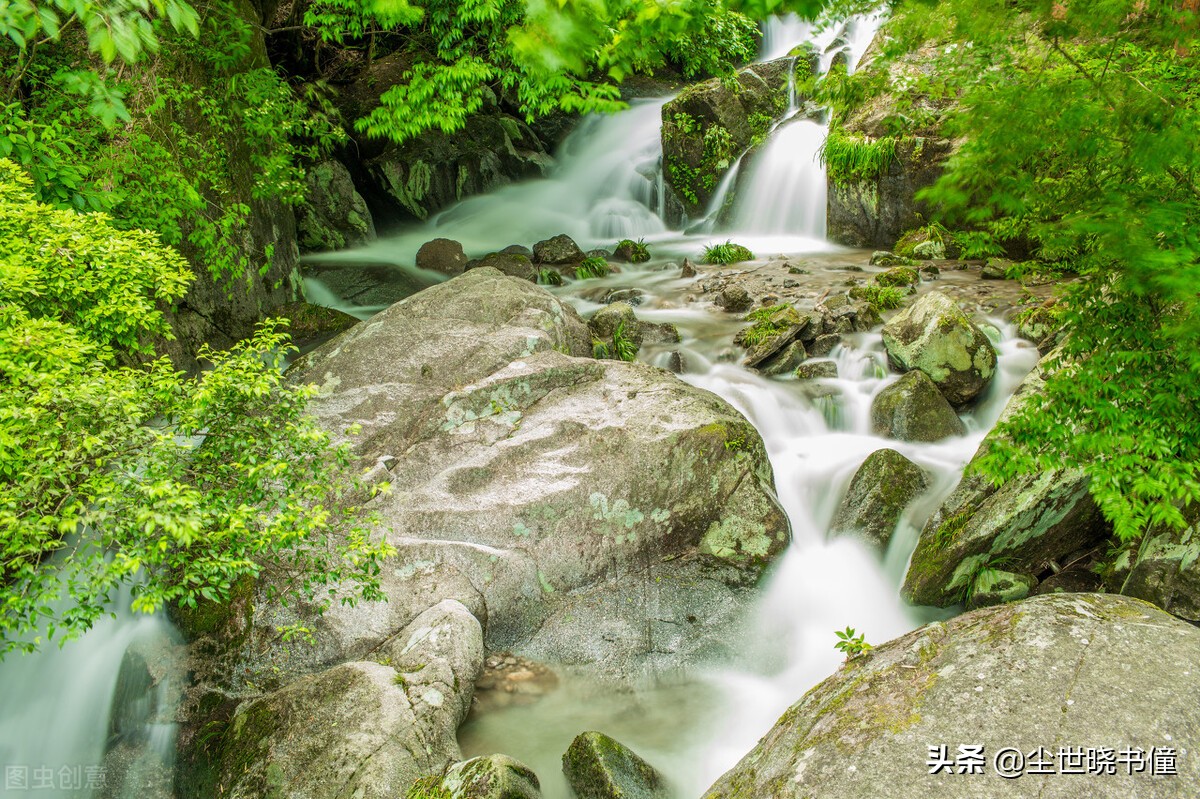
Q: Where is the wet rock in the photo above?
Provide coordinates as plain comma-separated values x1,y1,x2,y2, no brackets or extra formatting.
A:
272,269,789,678
212,600,483,799
869,251,916,267
875,266,919,288
870,370,966,442
590,301,644,356
807,334,841,357
881,291,998,405
795,361,838,380
702,594,1200,799
296,159,376,253
964,569,1036,609
981,261,1007,280
667,351,686,373
680,259,697,278
273,302,359,344
661,58,795,214
417,237,470,276
760,341,808,377
604,288,647,306
613,239,651,263
716,286,753,313
830,449,929,549
501,244,533,257
641,322,682,345
563,732,670,799
587,248,614,260
734,304,813,368
421,755,543,799
533,234,586,264
475,252,537,281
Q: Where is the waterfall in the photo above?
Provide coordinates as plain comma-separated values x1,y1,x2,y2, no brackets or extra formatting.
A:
728,119,828,238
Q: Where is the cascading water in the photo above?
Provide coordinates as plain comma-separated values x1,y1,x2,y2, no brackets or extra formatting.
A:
728,119,828,237
0,579,182,799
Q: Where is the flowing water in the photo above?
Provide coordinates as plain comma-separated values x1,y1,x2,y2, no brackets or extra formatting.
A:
301,13,1040,799
0,12,1040,799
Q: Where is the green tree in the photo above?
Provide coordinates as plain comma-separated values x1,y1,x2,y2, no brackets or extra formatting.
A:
828,0,1200,549
0,160,393,656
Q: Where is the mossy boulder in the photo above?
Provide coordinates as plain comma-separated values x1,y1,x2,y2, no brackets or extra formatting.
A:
562,732,670,799
870,371,966,442
417,754,543,799
702,594,1200,799
796,360,838,380
1121,514,1200,622
870,251,917,268
876,266,919,288
661,58,795,213
734,304,814,368
830,449,929,548
296,159,376,254
533,233,586,265
881,291,997,406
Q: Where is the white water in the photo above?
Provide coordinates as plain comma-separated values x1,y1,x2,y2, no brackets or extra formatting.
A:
0,580,181,798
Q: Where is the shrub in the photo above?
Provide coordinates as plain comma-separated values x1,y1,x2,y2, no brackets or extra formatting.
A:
702,240,754,265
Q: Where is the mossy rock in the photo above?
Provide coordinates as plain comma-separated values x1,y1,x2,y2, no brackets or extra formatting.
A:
273,302,359,343
562,732,670,799
830,449,929,548
875,266,919,288
870,371,966,442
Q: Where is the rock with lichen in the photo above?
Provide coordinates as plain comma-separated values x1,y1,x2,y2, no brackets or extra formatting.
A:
701,594,1200,799
881,291,997,405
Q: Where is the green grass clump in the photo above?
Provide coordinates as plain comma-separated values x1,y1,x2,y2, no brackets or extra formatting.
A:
536,268,563,286
613,320,638,362
702,240,754,265
616,238,651,263
575,257,611,280
735,304,803,347
849,284,907,310
820,130,898,187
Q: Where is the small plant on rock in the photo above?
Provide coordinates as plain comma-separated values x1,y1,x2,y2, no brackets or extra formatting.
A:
702,240,754,265
834,627,873,659
615,238,651,263
612,320,639,362
536,268,563,286
849,284,907,310
575,257,611,280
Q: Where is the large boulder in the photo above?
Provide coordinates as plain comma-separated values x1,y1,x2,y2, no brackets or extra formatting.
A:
257,268,788,680
296,159,376,253
881,291,997,405
661,58,794,213
902,357,1109,607
211,600,483,799
562,732,670,799
825,24,958,248
829,449,929,548
870,370,966,442
702,594,1200,799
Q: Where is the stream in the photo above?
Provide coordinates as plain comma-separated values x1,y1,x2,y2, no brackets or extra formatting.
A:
0,13,1042,799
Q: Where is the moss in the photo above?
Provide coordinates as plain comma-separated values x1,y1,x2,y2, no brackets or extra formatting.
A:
875,266,919,288
171,574,255,642
820,130,898,187
735,304,803,347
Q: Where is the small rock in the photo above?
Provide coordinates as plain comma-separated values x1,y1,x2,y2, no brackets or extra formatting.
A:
604,288,646,306
680,259,697,278
586,248,614,260
432,754,543,799
830,449,929,549
476,252,536,281
759,341,808,377
981,260,1008,279
807,334,841,357
500,244,533,258
715,286,753,313
795,361,838,380
562,732,670,799
533,234,586,264
965,570,1037,609
416,238,469,276
912,239,946,260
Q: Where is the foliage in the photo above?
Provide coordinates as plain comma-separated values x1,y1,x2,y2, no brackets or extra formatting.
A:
660,7,759,79
953,230,1005,261
612,320,639,362
591,337,611,359
874,266,919,288
0,161,392,656
820,128,897,187
832,0,1200,550
849,284,906,310
736,304,802,347
834,626,872,659
575,257,611,280
535,267,563,286
702,240,754,264
616,238,651,264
